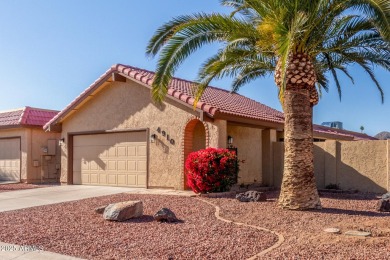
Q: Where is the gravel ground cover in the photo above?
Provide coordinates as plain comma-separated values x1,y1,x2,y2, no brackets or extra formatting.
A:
208,191,390,259
0,194,276,260
0,183,43,192
1,191,388,259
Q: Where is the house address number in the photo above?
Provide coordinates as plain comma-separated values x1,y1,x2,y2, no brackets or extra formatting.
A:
157,127,175,145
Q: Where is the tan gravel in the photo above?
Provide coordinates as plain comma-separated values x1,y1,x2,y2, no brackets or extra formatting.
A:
0,183,43,192
0,194,276,260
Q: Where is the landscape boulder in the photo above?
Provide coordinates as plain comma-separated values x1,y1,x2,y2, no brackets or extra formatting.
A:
103,200,143,221
95,205,107,214
236,190,267,202
381,193,390,200
377,193,390,212
153,208,178,222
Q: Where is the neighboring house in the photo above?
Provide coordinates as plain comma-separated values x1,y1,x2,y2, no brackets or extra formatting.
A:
44,64,376,190
0,107,60,183
321,121,343,129
313,125,378,141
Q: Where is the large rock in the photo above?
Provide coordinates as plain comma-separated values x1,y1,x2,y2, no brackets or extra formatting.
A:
103,200,143,221
381,193,390,200
236,190,267,202
95,205,107,214
153,208,178,222
377,196,390,212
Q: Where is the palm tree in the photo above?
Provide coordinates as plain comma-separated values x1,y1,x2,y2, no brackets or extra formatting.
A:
146,0,389,210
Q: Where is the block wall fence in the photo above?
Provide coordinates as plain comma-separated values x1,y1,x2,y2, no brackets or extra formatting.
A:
270,140,389,193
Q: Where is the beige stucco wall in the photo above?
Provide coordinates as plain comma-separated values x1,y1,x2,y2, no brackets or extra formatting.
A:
313,142,326,188
272,142,284,187
323,141,337,186
388,141,390,192
337,140,388,192
272,140,389,193
208,119,227,148
227,124,262,184
29,128,61,183
60,80,204,189
0,128,60,183
262,129,277,186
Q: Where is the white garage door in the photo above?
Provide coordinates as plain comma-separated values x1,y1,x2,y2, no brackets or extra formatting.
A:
73,131,147,187
0,138,21,181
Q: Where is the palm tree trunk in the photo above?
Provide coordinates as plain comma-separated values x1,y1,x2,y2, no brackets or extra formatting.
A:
278,88,322,210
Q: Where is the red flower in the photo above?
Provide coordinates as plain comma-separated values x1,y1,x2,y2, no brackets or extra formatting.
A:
185,148,239,193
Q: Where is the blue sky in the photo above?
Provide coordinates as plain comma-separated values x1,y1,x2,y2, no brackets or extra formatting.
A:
0,0,388,136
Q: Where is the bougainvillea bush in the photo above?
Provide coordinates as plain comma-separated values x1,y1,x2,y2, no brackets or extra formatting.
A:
185,148,239,193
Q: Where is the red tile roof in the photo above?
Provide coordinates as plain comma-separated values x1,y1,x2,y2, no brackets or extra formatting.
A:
116,65,285,123
0,110,21,126
0,107,58,128
44,64,376,141
45,64,284,129
313,125,378,141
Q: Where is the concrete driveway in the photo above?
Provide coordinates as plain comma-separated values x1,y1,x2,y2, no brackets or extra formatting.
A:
0,181,19,184
0,185,144,212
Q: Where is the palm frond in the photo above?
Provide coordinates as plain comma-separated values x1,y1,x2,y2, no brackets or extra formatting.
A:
194,47,275,104
148,13,258,102
147,0,389,105
335,66,355,85
232,68,270,92
349,0,390,40
146,15,194,57
324,53,343,101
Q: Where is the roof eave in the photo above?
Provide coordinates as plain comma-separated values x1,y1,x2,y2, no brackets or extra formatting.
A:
116,71,213,120
313,131,354,141
44,65,220,131
214,111,284,129
0,125,22,130
44,67,116,131
0,124,47,130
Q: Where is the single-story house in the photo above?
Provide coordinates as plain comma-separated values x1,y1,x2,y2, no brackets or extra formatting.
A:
44,64,376,190
0,107,60,183
312,124,377,141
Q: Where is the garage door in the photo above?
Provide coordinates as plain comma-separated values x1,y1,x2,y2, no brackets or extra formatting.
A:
73,131,147,187
0,138,21,181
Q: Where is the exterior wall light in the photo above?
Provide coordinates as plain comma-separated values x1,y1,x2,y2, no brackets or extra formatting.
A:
227,135,233,146
58,138,65,146
150,134,157,143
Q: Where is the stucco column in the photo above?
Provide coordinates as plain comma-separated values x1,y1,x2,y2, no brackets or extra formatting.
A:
22,129,32,182
60,139,68,184
208,119,227,148
262,129,277,186
324,140,337,186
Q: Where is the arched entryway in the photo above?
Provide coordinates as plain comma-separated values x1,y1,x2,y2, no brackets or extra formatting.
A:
182,118,208,189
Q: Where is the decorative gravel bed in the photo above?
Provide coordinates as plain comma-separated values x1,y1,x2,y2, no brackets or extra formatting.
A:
0,183,43,192
208,191,390,259
0,194,277,260
1,191,388,259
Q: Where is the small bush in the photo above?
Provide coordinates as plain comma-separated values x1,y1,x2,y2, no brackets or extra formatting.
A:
185,148,238,193
325,183,340,190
